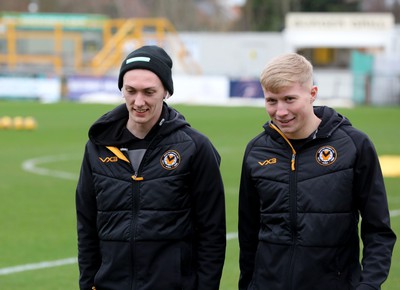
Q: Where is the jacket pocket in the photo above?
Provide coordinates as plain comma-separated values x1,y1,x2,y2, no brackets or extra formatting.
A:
135,241,185,289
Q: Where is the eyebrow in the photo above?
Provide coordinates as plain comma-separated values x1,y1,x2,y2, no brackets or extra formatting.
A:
125,85,157,91
266,94,298,98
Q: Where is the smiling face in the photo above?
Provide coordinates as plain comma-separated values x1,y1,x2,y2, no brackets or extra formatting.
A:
121,69,167,138
260,53,322,140
264,83,319,139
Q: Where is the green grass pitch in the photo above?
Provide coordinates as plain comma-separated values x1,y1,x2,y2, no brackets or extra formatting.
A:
0,101,399,289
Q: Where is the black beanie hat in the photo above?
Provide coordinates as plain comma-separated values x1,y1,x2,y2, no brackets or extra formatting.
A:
118,45,174,95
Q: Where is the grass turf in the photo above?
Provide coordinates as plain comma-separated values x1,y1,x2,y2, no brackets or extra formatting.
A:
0,101,398,289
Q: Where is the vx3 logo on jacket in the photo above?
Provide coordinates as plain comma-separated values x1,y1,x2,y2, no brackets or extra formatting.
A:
316,145,337,166
99,156,118,163
160,150,181,170
258,158,277,166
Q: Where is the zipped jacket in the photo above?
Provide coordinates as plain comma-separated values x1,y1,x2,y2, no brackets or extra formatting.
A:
76,103,226,290
238,106,396,290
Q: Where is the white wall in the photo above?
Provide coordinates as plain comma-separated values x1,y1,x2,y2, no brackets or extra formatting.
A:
169,32,286,78
166,25,400,106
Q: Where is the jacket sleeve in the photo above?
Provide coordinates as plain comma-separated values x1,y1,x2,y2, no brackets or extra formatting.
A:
238,143,260,290
76,142,101,290
352,132,396,290
189,134,226,290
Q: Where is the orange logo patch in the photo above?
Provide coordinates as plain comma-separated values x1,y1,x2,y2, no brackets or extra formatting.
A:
258,158,277,166
160,150,181,170
99,156,118,163
316,146,337,166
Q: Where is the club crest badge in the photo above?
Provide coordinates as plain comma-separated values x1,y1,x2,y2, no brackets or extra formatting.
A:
160,150,181,170
316,146,337,166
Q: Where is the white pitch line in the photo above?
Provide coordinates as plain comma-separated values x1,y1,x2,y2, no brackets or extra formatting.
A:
390,209,400,217
0,258,77,276
15,154,400,277
1,205,399,277
0,232,239,276
226,232,238,240
22,154,79,180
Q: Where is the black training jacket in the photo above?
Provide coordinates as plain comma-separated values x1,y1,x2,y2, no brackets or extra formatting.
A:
76,103,226,290
239,106,396,290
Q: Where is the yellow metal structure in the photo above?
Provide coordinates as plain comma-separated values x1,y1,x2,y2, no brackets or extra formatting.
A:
0,14,201,76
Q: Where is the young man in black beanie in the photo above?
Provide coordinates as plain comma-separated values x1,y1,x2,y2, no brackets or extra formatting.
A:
76,45,226,290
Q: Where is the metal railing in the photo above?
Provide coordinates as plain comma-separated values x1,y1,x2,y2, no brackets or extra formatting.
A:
0,15,201,76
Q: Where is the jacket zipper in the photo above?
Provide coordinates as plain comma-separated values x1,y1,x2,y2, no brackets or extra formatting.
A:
268,123,296,171
130,154,147,290
268,123,298,289
107,119,165,290
128,138,156,290
288,164,297,290
106,146,143,290
131,173,141,290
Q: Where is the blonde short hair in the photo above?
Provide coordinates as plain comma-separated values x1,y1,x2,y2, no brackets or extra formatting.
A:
260,53,313,93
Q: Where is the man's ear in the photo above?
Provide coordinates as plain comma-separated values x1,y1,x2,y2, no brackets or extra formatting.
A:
310,86,318,103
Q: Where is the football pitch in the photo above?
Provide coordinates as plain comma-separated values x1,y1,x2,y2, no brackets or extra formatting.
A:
0,101,399,290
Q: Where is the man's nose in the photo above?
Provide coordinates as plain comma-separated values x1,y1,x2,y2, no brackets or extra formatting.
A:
276,102,288,116
134,93,146,106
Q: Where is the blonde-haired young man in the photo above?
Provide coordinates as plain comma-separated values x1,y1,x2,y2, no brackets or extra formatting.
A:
238,53,396,290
